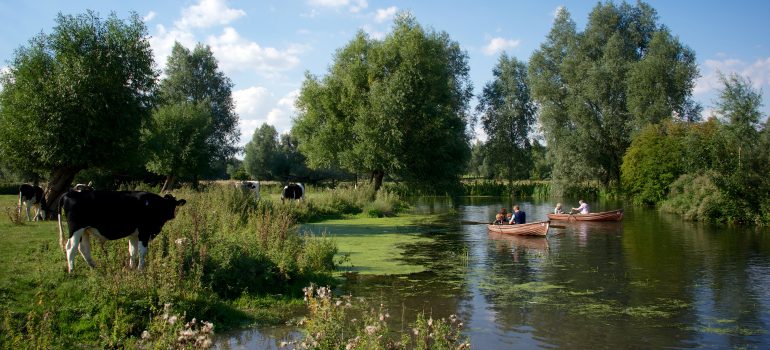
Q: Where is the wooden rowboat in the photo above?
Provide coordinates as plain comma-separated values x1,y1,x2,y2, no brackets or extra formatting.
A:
487,220,550,237
547,209,623,222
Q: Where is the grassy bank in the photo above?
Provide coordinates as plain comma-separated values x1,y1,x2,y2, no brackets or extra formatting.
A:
0,183,459,348
0,184,387,348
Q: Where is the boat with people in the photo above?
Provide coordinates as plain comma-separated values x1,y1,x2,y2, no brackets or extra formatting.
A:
547,209,624,222
487,220,550,237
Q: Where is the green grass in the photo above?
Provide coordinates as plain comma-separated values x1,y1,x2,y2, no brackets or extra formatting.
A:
0,184,444,348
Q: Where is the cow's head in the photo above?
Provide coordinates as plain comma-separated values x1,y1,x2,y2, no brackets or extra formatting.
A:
160,194,186,221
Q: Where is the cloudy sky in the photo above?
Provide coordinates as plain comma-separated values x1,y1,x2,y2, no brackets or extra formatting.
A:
2,0,769,150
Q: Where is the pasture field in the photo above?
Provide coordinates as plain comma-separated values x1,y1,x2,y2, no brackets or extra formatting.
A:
0,184,429,348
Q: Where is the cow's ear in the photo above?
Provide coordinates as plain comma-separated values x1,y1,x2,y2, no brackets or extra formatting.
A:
176,199,186,207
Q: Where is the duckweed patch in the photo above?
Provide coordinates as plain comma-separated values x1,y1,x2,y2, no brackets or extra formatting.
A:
301,213,443,275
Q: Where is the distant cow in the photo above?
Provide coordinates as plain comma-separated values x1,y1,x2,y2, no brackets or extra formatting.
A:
237,180,260,200
57,190,186,273
281,183,304,202
18,184,47,221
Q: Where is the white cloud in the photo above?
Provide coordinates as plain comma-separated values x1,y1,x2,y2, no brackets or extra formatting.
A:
149,24,197,71
374,6,397,23
234,88,299,145
308,0,368,13
143,11,156,22
482,37,521,56
694,56,770,95
206,27,304,77
361,24,386,40
175,0,246,29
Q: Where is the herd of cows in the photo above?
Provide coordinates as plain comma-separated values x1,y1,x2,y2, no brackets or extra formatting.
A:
16,181,304,273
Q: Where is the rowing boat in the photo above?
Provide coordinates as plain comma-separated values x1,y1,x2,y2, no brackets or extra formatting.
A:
487,220,550,236
547,209,623,222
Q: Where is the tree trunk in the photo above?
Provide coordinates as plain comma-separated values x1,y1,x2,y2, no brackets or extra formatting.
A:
372,170,385,191
161,175,176,193
45,167,80,220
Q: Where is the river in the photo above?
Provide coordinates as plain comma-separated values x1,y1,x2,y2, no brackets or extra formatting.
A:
216,197,770,349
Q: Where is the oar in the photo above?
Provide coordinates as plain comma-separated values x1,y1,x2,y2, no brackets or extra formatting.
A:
461,220,566,229
460,220,491,225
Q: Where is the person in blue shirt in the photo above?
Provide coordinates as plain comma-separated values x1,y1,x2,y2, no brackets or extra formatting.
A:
509,205,526,224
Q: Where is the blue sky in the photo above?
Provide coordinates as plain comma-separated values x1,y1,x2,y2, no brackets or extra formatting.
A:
2,0,769,148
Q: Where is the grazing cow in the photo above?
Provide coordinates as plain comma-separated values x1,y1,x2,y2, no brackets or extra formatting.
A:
237,180,260,200
57,190,186,273
18,184,47,221
281,183,304,202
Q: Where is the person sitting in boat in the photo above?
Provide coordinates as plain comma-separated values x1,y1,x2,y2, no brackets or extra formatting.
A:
499,207,508,219
493,213,506,225
572,200,589,214
510,205,526,224
505,212,513,224
553,203,563,214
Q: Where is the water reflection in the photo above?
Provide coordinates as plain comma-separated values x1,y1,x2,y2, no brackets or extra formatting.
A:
216,197,770,349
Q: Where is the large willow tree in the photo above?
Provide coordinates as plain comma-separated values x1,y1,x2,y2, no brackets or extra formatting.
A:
0,11,156,210
529,2,699,186
293,12,473,192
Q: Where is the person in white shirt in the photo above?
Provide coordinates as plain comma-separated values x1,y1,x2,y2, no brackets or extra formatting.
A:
572,200,589,214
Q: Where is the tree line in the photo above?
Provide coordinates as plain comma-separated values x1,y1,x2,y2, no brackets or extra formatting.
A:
1,3,768,224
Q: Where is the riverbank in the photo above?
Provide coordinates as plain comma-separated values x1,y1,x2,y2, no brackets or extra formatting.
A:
0,185,463,348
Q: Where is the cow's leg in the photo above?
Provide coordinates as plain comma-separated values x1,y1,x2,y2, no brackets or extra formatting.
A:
137,240,149,270
66,228,85,273
128,231,139,269
33,205,41,222
78,229,97,268
24,201,32,221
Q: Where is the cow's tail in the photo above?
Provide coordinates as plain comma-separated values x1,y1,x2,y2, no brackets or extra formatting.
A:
57,195,66,251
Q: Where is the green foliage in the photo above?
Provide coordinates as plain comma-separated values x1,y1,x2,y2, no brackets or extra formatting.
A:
294,12,472,191
243,123,279,180
0,10,157,194
144,101,213,182
529,2,698,185
477,54,537,184
157,42,239,177
621,122,684,205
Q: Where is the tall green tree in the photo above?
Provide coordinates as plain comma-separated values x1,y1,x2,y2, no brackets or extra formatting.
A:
294,12,473,192
529,2,699,186
156,42,239,181
0,11,156,208
477,54,536,186
243,123,279,180
144,101,212,191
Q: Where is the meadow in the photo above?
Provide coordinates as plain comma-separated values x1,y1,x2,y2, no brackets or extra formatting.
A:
0,183,470,349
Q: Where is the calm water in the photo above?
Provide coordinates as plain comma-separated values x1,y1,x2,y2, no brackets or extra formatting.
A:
217,198,770,349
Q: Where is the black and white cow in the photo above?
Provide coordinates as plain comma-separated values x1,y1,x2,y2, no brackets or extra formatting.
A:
237,180,260,200
57,190,186,273
281,183,304,202
18,184,47,221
